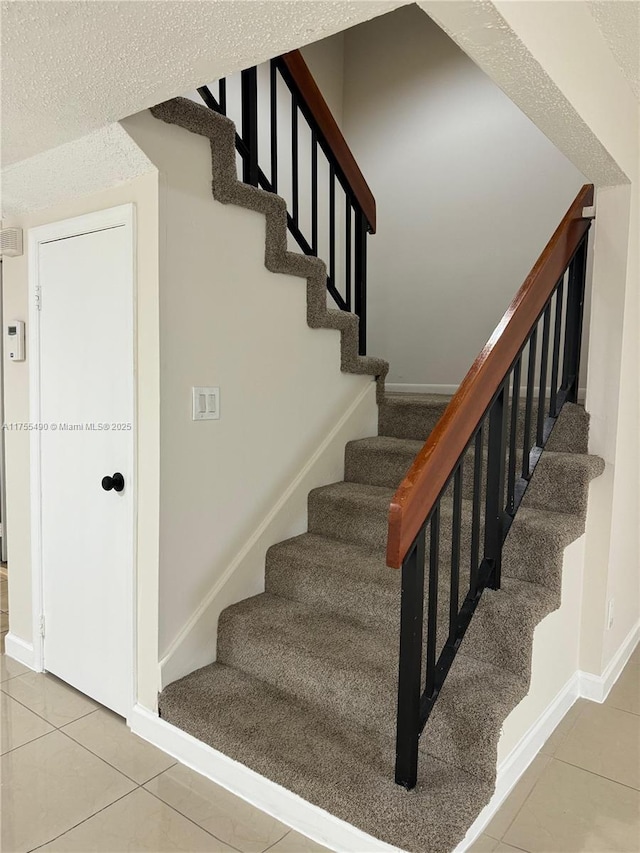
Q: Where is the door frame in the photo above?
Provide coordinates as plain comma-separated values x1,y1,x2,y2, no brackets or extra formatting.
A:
28,204,137,713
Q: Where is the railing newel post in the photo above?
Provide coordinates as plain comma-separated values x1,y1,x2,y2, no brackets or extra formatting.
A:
241,67,259,187
484,385,508,590
395,531,426,790
562,233,589,403
354,209,367,355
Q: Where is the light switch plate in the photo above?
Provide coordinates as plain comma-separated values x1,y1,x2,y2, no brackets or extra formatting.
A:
192,386,220,421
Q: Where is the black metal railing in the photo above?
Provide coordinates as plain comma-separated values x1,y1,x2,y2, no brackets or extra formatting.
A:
196,53,374,354
389,186,593,789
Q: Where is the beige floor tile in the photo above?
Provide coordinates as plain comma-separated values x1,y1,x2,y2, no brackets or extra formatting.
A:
485,754,551,839
39,787,237,851
0,632,7,654
607,648,640,716
63,707,176,784
554,702,640,789
0,579,8,611
504,758,640,852
267,830,331,852
2,670,98,727
1,692,54,753
0,612,8,633
495,845,528,852
145,762,288,852
0,729,136,852
0,652,29,683
539,698,586,756
467,833,499,851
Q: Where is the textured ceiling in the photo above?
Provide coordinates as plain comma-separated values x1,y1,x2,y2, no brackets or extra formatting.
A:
419,0,628,187
1,0,408,166
2,123,155,216
587,0,640,99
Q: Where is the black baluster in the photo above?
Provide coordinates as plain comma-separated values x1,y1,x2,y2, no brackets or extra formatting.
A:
354,210,367,355
522,328,537,479
219,77,227,115
329,164,335,289
470,425,484,596
395,530,426,790
562,234,589,403
345,201,352,311
311,132,318,254
536,305,552,446
269,62,277,192
507,358,521,516
198,85,222,114
450,465,463,636
485,386,508,590
425,506,440,699
241,68,259,186
291,96,299,224
550,278,564,416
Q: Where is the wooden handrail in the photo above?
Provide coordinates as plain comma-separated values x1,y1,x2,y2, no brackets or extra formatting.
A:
386,184,595,569
279,50,377,233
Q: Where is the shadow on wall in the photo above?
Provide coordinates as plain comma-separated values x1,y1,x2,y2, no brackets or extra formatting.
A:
336,4,588,388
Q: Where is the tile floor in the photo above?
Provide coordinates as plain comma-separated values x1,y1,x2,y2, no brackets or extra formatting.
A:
1,572,639,852
469,646,640,853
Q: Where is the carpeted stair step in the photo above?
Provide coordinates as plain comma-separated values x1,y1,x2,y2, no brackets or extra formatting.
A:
345,436,601,517
463,577,559,677
423,650,528,779
344,435,425,489
379,393,450,441
159,662,493,853
307,480,482,552
266,533,559,679
379,394,589,454
501,506,585,591
217,592,398,744
307,480,397,550
216,592,527,781
265,532,400,629
521,450,603,516
306,479,585,592
546,402,590,453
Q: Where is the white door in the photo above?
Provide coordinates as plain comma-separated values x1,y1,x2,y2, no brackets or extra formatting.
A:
34,208,134,716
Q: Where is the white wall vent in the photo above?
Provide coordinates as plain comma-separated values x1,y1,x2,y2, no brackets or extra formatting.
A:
0,227,23,257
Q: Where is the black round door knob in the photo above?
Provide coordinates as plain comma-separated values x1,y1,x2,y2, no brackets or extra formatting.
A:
102,473,125,493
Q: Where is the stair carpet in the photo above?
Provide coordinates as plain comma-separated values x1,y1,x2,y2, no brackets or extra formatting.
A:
160,394,603,853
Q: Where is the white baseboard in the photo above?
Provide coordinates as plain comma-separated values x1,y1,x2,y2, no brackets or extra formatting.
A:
386,383,587,403
578,618,640,703
4,632,40,671
385,383,458,395
129,704,402,853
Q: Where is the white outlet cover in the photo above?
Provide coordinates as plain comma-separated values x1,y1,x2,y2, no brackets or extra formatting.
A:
192,386,220,421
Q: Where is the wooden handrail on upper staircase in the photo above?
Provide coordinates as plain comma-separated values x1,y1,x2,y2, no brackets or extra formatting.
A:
279,50,377,234
386,183,595,570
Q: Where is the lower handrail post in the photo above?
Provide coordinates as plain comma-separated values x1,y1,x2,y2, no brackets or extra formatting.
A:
485,386,508,590
395,531,426,790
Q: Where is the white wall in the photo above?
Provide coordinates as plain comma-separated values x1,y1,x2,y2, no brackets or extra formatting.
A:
341,4,587,388
486,0,640,674
121,109,375,663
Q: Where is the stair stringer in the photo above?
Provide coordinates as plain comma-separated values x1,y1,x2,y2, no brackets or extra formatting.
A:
150,97,388,397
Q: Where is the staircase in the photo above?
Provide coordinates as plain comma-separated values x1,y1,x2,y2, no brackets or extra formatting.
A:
160,395,602,852
151,61,603,852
